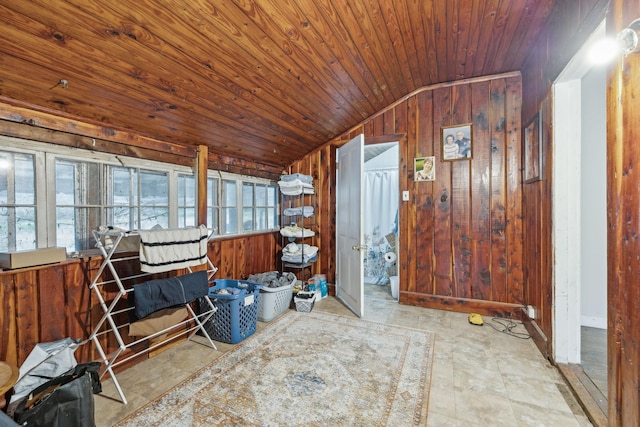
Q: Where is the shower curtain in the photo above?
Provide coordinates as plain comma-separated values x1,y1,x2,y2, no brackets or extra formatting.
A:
363,168,398,284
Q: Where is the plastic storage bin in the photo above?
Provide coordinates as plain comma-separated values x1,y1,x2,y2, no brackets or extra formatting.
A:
258,283,293,322
200,279,262,344
294,291,316,313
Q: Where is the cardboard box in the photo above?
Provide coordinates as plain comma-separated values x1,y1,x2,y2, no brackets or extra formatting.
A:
0,247,67,269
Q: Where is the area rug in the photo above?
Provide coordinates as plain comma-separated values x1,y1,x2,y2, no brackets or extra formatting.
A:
115,310,434,426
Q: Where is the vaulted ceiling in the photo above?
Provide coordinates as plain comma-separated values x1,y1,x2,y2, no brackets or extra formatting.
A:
0,0,556,169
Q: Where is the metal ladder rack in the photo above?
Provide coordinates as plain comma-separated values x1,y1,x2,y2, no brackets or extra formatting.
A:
88,228,218,404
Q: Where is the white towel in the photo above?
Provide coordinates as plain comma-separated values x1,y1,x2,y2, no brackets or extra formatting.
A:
280,225,315,238
138,225,209,273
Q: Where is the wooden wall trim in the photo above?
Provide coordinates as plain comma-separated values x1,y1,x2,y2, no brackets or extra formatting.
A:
522,316,550,360
0,97,283,176
0,96,195,157
196,145,208,226
401,292,525,318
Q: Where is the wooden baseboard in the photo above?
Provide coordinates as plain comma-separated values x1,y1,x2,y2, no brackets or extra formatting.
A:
522,313,550,360
400,292,525,319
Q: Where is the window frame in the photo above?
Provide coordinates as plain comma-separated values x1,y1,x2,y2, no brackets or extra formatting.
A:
1,136,279,254
208,171,279,238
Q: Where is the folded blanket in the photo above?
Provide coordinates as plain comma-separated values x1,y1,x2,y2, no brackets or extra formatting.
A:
138,225,209,273
130,271,209,320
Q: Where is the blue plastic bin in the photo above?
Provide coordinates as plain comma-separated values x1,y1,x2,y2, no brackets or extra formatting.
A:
200,279,262,344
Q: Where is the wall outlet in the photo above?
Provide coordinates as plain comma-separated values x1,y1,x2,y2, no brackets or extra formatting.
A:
402,190,409,201
526,305,536,319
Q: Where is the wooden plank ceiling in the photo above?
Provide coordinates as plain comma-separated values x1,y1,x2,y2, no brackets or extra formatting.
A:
0,0,556,169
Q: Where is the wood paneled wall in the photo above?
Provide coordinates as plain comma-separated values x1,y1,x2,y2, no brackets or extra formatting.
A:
607,1,640,424
291,72,526,316
520,0,607,358
0,233,278,368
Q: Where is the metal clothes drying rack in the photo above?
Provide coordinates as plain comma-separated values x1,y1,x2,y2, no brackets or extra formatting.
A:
88,228,218,404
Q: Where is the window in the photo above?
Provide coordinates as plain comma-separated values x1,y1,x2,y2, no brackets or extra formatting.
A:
221,180,237,234
1,137,278,255
207,177,219,234
177,174,196,228
210,175,279,235
55,159,102,251
242,182,278,232
105,166,170,231
0,151,37,252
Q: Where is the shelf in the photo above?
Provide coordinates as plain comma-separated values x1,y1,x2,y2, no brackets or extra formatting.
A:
283,259,317,269
279,175,316,283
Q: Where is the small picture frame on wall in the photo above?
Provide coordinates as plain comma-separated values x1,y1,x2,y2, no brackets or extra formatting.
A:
414,156,436,181
524,111,542,183
441,124,472,161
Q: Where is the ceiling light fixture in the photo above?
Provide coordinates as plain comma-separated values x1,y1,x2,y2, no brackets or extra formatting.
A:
617,18,640,55
588,19,640,65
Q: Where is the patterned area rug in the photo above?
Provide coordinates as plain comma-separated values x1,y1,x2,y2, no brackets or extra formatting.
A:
116,311,434,426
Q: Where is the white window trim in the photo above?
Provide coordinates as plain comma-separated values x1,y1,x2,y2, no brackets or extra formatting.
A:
1,135,279,251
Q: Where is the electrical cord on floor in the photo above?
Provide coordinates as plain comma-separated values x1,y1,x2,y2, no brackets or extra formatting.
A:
487,313,531,340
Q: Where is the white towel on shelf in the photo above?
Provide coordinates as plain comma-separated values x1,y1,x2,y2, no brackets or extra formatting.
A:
283,206,315,217
278,179,315,196
280,225,315,238
138,225,209,273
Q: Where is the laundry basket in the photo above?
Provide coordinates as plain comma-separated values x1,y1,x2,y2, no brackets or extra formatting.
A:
258,283,293,322
200,279,262,344
294,291,316,313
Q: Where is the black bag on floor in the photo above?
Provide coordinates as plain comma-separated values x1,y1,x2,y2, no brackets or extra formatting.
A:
12,362,102,427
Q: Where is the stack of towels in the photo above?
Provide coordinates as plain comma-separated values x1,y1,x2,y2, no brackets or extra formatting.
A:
282,242,318,264
280,224,315,238
278,173,314,196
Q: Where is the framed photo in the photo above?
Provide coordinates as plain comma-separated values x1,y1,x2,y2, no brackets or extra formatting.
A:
524,111,542,183
414,156,435,181
441,124,472,161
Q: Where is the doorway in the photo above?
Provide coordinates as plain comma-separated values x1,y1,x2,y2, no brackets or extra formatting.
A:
553,21,607,400
363,142,399,308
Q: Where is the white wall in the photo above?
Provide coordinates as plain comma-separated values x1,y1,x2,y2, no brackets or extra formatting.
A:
364,144,398,171
580,66,607,329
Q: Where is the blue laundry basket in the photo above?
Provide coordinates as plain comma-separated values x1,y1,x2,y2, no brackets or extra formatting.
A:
200,279,262,344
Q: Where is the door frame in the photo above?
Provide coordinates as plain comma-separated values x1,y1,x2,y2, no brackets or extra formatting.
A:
335,134,405,315
552,21,608,364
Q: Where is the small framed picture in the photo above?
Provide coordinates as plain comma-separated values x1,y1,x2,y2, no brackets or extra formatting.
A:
441,124,472,161
414,156,435,181
524,111,542,183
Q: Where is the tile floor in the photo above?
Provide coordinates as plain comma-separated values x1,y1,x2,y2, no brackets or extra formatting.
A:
94,289,593,426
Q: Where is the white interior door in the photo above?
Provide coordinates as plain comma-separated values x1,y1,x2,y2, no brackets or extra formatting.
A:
336,134,364,317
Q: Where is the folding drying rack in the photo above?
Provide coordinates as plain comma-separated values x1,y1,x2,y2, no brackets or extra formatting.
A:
88,228,218,404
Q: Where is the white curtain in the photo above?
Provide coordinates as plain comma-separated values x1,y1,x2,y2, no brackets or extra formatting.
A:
363,169,398,243
363,169,398,283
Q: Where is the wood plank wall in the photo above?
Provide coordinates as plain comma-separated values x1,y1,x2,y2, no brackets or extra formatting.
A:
290,72,525,317
520,0,607,358
0,233,278,367
607,1,640,425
